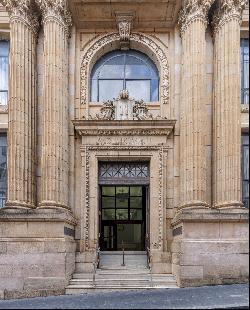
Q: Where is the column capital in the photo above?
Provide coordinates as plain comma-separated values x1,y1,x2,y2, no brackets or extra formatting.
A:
178,0,215,35
36,0,72,38
212,0,248,35
0,0,40,34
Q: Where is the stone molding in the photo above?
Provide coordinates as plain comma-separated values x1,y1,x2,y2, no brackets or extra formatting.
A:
178,0,215,35
172,207,249,227
36,0,72,37
212,0,248,34
80,32,170,109
0,0,40,34
73,119,176,138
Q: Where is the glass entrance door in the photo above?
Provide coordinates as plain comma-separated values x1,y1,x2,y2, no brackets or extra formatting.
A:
100,186,147,251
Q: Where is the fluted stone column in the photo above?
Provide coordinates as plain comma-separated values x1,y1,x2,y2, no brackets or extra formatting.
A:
38,0,71,210
178,0,214,210
212,0,247,209
0,0,39,209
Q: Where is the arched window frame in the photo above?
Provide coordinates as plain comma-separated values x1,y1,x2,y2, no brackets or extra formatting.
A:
90,50,160,103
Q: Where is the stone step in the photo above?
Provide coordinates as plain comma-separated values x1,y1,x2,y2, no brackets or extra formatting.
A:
66,283,179,295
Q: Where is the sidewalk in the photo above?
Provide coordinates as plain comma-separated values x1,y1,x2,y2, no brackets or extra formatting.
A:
0,284,248,309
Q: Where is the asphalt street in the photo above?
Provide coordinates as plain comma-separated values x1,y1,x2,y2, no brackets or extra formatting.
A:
0,284,249,309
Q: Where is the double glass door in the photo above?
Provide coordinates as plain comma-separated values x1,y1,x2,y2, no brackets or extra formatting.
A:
100,185,147,251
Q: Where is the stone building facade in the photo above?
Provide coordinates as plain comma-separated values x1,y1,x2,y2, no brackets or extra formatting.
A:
0,0,249,299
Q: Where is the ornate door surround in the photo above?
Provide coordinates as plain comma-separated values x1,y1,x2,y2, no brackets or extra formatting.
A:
73,119,176,257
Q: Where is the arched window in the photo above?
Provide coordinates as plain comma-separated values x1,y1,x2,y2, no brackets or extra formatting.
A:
91,50,159,102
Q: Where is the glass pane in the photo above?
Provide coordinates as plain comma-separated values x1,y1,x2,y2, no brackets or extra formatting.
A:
0,56,9,90
126,80,151,102
125,55,151,79
99,55,125,79
243,181,249,199
102,209,115,220
102,187,115,196
130,209,142,220
91,79,98,102
151,79,159,101
0,41,9,57
0,92,8,105
130,187,142,196
116,197,128,209
102,197,115,209
116,209,128,220
243,146,249,180
117,224,142,251
116,187,129,196
130,197,142,209
99,80,123,102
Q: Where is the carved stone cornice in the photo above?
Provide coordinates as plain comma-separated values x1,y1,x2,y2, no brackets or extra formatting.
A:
36,0,72,37
0,0,40,34
212,0,248,35
178,0,215,35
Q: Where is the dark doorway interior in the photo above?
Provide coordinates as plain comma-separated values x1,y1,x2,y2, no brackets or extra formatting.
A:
100,185,147,251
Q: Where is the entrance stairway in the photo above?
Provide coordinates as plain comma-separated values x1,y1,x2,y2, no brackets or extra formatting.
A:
66,251,178,294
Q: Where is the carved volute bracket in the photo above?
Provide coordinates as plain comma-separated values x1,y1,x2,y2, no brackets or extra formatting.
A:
212,0,248,35
36,0,72,38
0,0,40,35
178,0,215,35
115,12,135,50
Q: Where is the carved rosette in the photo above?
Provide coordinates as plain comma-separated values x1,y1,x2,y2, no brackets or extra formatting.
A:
212,0,248,34
178,0,215,35
0,0,40,34
36,0,72,38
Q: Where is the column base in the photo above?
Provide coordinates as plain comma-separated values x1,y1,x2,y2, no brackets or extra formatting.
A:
178,200,210,211
4,201,36,210
212,201,245,210
38,201,71,211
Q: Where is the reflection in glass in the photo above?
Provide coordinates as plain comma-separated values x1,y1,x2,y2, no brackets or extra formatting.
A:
99,80,123,102
130,197,142,209
116,209,128,220
102,187,115,196
117,224,142,251
102,197,115,209
116,198,128,209
130,209,142,220
126,80,151,102
116,187,129,196
130,187,142,196
102,209,115,220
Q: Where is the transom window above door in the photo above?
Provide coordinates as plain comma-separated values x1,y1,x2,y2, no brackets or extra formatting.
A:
91,50,159,102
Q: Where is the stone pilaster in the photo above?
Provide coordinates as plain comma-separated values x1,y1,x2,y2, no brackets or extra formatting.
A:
212,0,247,209
178,0,214,210
37,0,71,210
0,0,39,209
